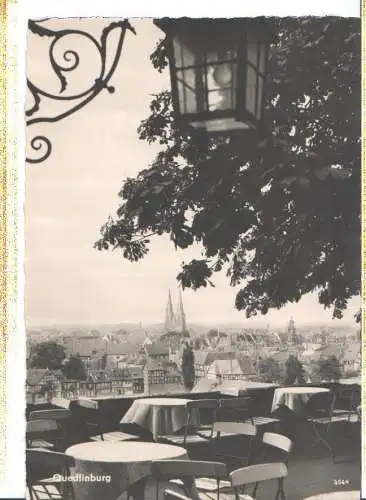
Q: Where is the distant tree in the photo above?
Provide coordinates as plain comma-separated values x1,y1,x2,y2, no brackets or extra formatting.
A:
62,355,87,381
207,329,219,339
284,355,306,384
30,341,66,370
194,336,209,350
101,353,107,370
317,356,341,381
207,329,220,348
259,357,282,383
181,342,195,391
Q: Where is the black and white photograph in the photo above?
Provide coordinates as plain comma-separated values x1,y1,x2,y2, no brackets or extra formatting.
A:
24,9,361,500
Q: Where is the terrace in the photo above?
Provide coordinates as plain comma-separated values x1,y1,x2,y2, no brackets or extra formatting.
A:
26,382,361,499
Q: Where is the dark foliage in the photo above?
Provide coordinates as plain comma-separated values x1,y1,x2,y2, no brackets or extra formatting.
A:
62,355,87,381
259,357,282,382
317,355,342,381
30,341,66,370
181,342,195,390
284,355,306,384
96,17,360,319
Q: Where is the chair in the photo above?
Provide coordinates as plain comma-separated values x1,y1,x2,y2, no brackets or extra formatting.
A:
158,399,219,446
150,460,228,500
29,409,72,421
218,398,253,422
211,422,257,467
332,385,360,423
229,462,288,500
28,409,73,449
304,391,336,458
73,398,138,442
190,422,257,497
26,420,60,449
260,433,293,465
224,396,280,431
26,448,75,500
164,490,194,500
328,386,361,462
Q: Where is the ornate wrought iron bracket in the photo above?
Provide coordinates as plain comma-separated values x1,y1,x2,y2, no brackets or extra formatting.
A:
26,18,136,164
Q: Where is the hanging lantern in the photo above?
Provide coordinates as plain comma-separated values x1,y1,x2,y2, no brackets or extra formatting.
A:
154,17,276,135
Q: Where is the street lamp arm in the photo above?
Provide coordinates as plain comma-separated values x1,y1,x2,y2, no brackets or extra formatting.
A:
26,19,135,164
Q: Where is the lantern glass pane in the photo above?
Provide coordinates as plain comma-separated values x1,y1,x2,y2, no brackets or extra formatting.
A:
256,74,264,120
246,64,257,115
177,69,197,113
208,89,233,111
177,68,196,90
185,86,197,113
259,43,267,74
247,42,259,68
173,38,183,67
206,48,236,63
205,62,235,111
173,37,195,68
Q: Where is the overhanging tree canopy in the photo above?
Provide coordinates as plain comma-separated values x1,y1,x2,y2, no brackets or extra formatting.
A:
95,17,361,319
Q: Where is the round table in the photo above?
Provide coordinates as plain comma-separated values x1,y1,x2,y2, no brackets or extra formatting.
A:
271,387,330,413
66,441,188,500
302,491,360,499
121,398,199,441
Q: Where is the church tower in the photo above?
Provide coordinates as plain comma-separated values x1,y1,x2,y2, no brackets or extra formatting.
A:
164,288,188,333
175,288,187,333
287,317,297,345
164,290,175,331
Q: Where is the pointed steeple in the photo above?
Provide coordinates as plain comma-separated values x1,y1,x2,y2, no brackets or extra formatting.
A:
175,288,187,333
164,289,175,331
287,317,297,344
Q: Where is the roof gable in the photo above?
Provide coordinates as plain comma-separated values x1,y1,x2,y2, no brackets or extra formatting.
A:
145,342,169,356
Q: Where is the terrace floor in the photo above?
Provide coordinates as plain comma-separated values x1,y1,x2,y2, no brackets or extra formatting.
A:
141,454,361,500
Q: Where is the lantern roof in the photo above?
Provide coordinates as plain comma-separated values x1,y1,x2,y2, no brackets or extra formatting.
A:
154,17,278,44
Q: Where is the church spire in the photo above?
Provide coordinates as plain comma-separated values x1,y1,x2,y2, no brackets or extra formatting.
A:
287,317,297,344
175,288,187,333
164,289,175,331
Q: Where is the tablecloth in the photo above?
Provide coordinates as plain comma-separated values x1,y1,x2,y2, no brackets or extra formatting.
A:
121,398,199,440
66,441,188,500
271,387,329,413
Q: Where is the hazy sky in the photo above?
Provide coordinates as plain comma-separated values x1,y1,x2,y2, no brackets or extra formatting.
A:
25,18,360,328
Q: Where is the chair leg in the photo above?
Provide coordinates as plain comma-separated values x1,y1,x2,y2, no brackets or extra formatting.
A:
310,423,332,454
275,478,286,500
251,482,259,498
27,485,36,500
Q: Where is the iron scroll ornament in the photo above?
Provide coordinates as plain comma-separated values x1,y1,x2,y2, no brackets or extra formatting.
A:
26,18,136,164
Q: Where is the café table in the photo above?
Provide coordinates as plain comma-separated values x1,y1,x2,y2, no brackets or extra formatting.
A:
66,441,189,500
121,398,199,441
271,387,330,414
302,491,360,499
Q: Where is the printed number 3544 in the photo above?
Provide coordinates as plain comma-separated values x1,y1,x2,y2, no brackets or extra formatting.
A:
333,479,349,486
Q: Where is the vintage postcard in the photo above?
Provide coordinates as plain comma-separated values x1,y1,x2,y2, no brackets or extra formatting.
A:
3,1,363,499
